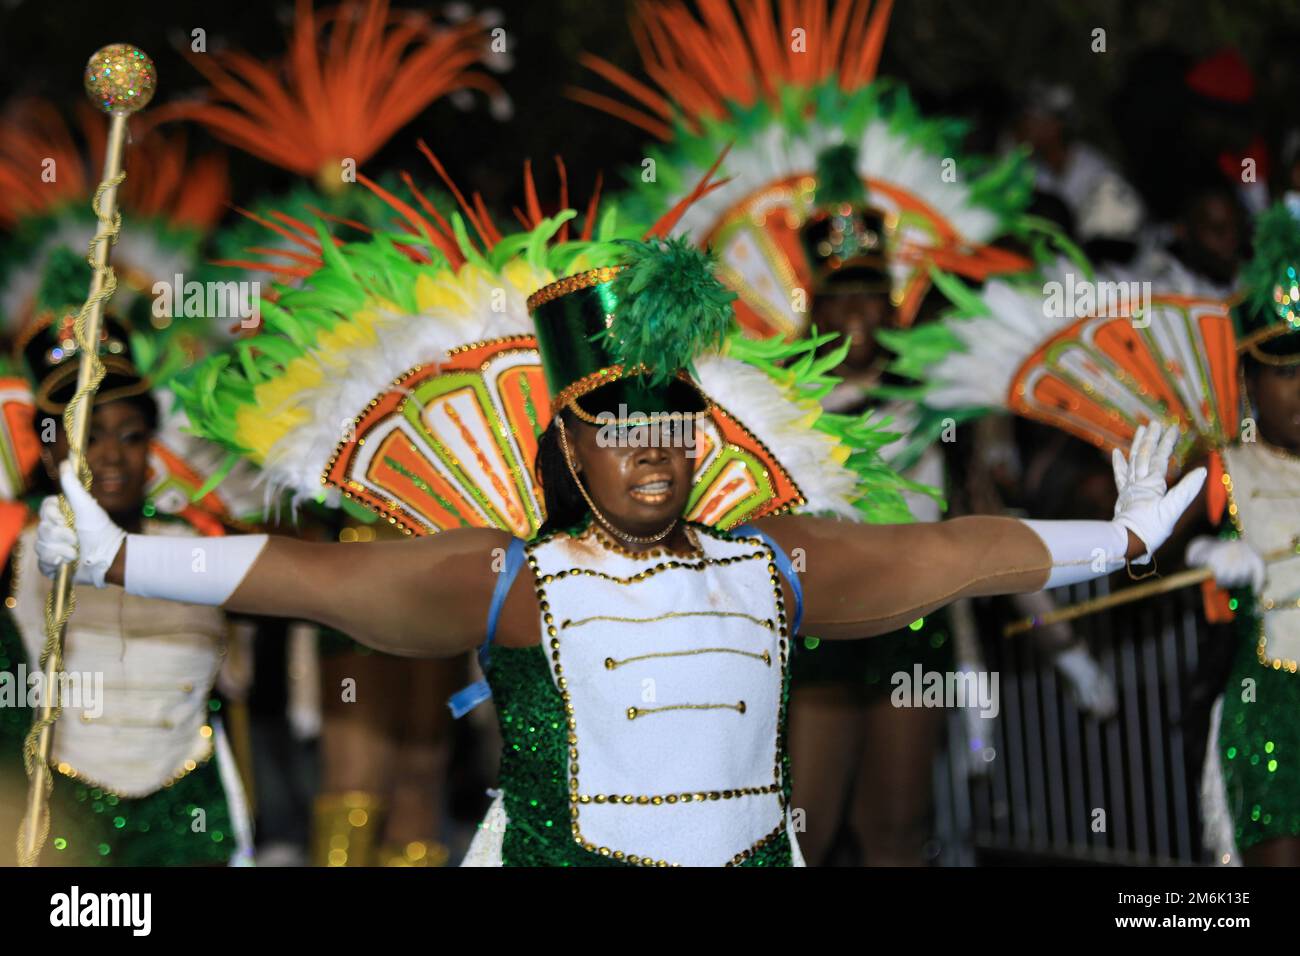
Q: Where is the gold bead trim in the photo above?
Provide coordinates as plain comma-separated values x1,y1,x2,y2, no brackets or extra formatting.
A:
581,520,704,560
444,333,535,357
561,369,713,424
538,550,769,587
567,401,711,426
604,647,772,670
724,822,788,867
551,366,630,417
525,266,624,312
1260,598,1300,611
626,701,747,720
567,609,775,631
573,783,781,806
1255,617,1300,674
54,728,216,792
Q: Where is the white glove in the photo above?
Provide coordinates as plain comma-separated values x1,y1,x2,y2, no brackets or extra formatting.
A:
1023,423,1206,588
1186,536,1266,592
35,461,127,588
1054,645,1118,720
1111,423,1206,564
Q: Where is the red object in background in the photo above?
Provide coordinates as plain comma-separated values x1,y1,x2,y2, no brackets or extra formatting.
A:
1185,49,1255,104
1217,135,1271,185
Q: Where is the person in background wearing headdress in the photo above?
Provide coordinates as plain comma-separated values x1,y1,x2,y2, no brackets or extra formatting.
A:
1192,205,1300,866
0,299,249,866
785,145,951,865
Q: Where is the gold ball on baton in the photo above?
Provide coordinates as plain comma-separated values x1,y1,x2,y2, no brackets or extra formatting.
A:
84,43,156,115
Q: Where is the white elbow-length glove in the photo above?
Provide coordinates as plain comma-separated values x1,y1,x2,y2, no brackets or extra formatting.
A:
36,459,267,606
1185,536,1266,593
1022,423,1206,588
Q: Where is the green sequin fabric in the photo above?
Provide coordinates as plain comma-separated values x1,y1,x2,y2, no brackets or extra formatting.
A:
1219,590,1300,851
45,757,234,866
486,535,795,867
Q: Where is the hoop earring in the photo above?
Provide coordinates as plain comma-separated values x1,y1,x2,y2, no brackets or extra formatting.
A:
556,415,677,546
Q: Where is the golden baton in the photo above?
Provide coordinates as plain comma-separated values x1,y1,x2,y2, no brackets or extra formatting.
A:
16,44,156,867
1003,538,1300,637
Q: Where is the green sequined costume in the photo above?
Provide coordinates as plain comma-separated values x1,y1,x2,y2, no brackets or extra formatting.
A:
1219,588,1300,851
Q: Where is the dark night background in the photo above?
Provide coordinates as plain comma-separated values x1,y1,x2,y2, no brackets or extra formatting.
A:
3,0,1300,222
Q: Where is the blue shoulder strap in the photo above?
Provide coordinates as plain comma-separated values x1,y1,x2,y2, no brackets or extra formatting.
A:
447,537,527,718
733,523,803,635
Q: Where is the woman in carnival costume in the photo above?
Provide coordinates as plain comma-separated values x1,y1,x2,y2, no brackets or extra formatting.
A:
573,0,1061,863
32,168,1204,864
883,200,1266,861
0,263,256,866
1191,205,1300,866
0,86,263,866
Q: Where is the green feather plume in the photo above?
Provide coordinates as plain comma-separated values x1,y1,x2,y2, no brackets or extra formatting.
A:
1241,204,1300,324
34,245,90,313
814,143,867,208
602,236,736,385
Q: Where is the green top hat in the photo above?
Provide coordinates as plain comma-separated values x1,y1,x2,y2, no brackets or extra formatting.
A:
800,143,892,295
526,237,736,423
1236,204,1300,365
12,245,150,414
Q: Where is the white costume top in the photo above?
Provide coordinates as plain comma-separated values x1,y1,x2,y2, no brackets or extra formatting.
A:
10,520,229,797
471,522,796,867
1223,441,1300,672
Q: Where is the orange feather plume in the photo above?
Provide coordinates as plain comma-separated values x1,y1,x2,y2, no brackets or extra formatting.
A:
154,0,499,183
572,0,894,138
0,98,229,231
221,142,731,286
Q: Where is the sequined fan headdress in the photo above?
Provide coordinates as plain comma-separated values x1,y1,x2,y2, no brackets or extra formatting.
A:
573,0,1035,337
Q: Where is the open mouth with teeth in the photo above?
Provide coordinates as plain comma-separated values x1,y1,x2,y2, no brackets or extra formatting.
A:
628,476,674,504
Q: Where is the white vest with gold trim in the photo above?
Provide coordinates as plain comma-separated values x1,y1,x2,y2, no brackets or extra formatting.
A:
10,521,229,797
1224,441,1300,672
527,524,791,866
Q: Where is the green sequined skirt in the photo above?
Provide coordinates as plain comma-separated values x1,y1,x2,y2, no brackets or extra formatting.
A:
1219,611,1300,852
43,757,236,866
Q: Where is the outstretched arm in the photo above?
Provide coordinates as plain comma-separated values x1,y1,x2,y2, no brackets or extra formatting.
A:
37,462,510,658
760,423,1205,639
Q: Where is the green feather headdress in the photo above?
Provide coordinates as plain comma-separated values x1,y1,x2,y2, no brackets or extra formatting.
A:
602,236,737,385
1237,204,1300,361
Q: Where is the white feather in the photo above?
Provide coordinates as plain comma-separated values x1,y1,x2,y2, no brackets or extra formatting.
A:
693,354,860,520
258,263,546,508
923,259,1079,409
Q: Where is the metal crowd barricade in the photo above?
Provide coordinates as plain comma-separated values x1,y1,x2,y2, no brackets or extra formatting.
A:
934,579,1215,866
